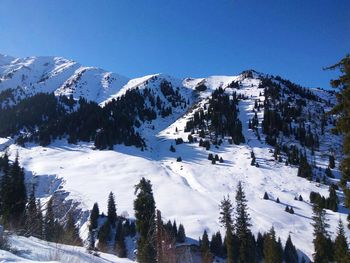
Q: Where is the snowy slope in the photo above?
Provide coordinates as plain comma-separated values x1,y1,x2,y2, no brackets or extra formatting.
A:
0,54,129,104
0,54,347,261
0,234,133,263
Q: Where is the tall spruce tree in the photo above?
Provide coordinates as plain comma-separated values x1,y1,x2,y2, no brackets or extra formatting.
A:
235,181,254,263
64,211,82,246
311,203,331,263
177,224,186,243
200,230,213,263
327,55,350,227
283,235,298,263
89,202,99,230
334,219,349,263
43,197,56,242
263,227,282,263
134,178,156,263
25,186,40,237
107,192,117,227
219,195,235,263
115,220,127,258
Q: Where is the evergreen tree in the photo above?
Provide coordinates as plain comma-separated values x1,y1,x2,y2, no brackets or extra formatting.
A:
219,196,234,263
263,227,282,263
89,202,99,230
327,56,350,229
334,219,349,263
134,178,156,263
177,224,186,243
1,153,27,228
210,231,223,257
43,197,56,242
312,203,331,263
107,192,117,227
115,220,127,258
263,192,269,200
200,230,213,263
283,235,298,263
35,200,43,239
25,186,40,237
98,220,111,252
64,211,82,246
235,181,254,263
329,155,335,169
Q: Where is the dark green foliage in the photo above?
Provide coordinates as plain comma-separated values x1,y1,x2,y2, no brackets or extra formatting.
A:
175,138,184,145
200,230,213,263
263,192,269,200
0,89,169,149
309,185,338,212
115,220,127,258
263,227,283,263
107,192,117,227
219,195,234,263
134,178,156,262
299,195,303,201
329,155,335,169
276,197,280,203
210,231,223,257
235,181,254,263
283,235,298,263
43,197,63,242
1,153,27,228
297,154,312,180
89,202,99,230
312,203,332,263
25,186,42,238
185,88,245,145
256,232,264,261
176,156,182,162
98,220,111,250
334,220,349,263
64,211,83,246
177,224,186,243
327,56,350,218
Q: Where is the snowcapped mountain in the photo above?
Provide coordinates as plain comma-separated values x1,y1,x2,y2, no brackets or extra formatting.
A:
0,54,129,104
0,54,347,262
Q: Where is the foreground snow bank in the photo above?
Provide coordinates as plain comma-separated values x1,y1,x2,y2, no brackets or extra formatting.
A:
0,234,133,263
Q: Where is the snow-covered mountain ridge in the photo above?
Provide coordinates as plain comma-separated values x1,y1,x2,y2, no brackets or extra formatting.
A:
0,54,346,262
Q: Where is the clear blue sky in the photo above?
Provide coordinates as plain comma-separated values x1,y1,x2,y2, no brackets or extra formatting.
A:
0,0,349,88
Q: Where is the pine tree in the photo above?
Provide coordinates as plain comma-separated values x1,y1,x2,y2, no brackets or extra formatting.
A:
25,186,39,237
107,192,117,227
115,220,127,258
156,210,176,262
134,178,156,263
334,219,349,263
283,235,298,263
200,230,213,263
263,192,269,200
327,56,350,229
63,211,82,246
43,197,56,242
89,202,99,230
210,231,223,257
263,227,282,263
312,203,331,263
235,181,254,263
329,155,335,169
219,196,234,263
177,224,186,243
98,220,111,252
35,199,43,238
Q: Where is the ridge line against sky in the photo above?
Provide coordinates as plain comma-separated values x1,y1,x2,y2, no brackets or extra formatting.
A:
0,0,349,89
